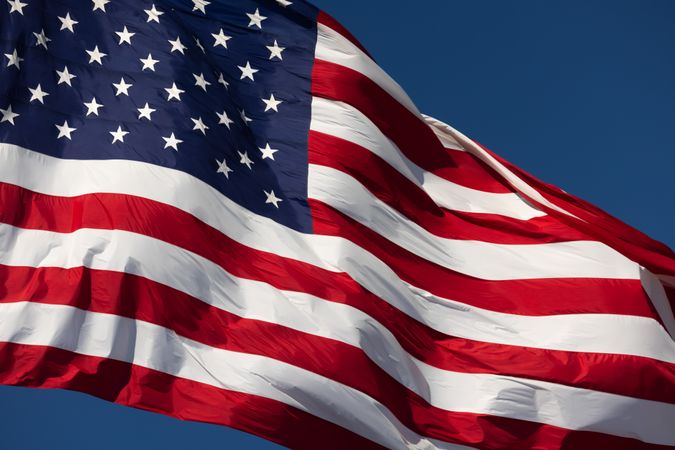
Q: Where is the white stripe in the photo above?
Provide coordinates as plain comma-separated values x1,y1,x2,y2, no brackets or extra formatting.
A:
0,301,469,450
0,142,553,318
317,24,467,155
0,221,675,442
0,222,432,394
641,267,675,338
310,97,545,220
0,145,465,333
423,116,579,219
418,357,675,445
3,222,674,371
1,146,671,362
308,164,640,281
1,215,673,445
423,115,467,151
2,294,673,445
316,23,421,117
409,279,675,364
420,118,675,340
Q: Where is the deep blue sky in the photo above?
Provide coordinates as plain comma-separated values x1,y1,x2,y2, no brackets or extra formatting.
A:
1,1,673,449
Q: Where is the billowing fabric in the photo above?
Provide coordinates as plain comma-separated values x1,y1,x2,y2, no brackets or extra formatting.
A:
0,1,674,449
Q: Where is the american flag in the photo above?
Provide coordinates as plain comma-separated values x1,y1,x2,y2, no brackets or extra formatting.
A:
1,0,674,449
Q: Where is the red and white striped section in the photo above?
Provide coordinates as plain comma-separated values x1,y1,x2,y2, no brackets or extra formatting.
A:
1,11,674,450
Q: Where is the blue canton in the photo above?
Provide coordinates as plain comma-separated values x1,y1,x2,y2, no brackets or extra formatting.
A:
0,0,319,232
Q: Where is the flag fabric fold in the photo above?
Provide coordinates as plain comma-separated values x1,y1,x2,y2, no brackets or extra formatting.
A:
0,1,673,449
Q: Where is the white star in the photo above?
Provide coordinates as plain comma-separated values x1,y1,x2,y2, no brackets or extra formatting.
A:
216,159,233,179
193,73,211,91
55,120,76,140
145,4,163,23
28,84,49,104
238,61,258,81
4,49,22,69
58,13,78,33
262,93,282,112
216,111,233,129
246,8,267,29
86,45,107,65
194,37,206,53
140,53,159,71
7,0,27,15
276,0,293,6
165,83,184,101
92,0,109,12
168,37,187,54
266,40,285,60
239,109,252,125
56,66,76,86
137,103,156,121
163,133,182,151
238,151,254,170
110,125,129,144
264,190,283,208
192,0,209,14
0,105,19,125
33,29,51,49
218,73,229,88
191,117,209,135
259,143,278,160
116,26,135,45
112,77,132,96
83,97,103,116
211,29,231,48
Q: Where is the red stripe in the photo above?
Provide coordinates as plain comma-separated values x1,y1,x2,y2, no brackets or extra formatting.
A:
311,59,514,194
0,341,666,450
0,266,458,445
480,144,675,280
492,146,674,257
5,263,675,406
0,342,384,450
1,183,673,405
442,149,518,194
1,266,670,450
310,198,659,318
309,130,589,244
2,181,653,319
